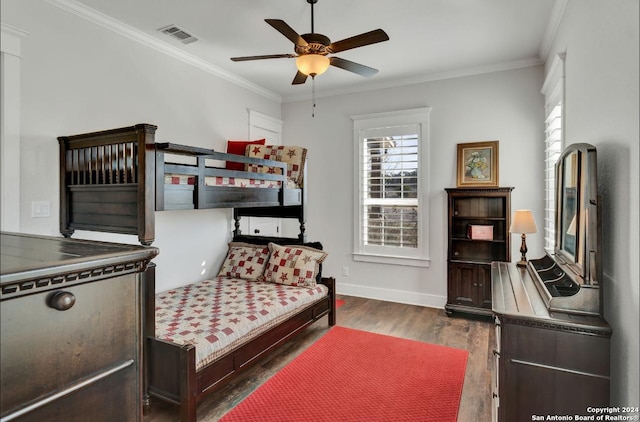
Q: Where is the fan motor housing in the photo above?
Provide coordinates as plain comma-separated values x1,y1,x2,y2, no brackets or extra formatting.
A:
297,33,331,55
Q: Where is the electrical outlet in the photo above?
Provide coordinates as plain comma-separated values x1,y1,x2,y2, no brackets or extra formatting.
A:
342,266,349,276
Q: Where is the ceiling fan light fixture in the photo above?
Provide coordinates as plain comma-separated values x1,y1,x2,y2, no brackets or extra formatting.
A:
296,54,330,76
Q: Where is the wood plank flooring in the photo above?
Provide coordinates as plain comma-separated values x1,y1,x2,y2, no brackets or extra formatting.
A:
143,295,494,422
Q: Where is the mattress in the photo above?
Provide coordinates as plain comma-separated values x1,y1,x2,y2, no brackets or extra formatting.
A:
155,277,328,370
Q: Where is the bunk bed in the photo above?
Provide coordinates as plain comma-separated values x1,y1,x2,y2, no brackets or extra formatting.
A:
58,123,307,246
57,124,334,422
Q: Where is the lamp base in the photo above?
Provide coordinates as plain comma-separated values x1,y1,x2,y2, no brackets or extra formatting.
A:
517,234,529,268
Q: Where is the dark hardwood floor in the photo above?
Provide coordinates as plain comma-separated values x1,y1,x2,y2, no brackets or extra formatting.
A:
143,295,494,422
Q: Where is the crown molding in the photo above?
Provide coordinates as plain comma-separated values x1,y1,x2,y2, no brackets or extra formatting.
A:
1,22,29,38
1,22,29,57
43,0,282,103
282,56,543,103
538,0,569,63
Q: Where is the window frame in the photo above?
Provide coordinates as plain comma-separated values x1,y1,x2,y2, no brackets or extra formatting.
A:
541,53,566,253
351,107,431,267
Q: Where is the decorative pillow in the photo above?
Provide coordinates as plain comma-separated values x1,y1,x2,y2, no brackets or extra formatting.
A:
264,243,328,287
225,139,266,171
246,145,307,187
217,242,270,281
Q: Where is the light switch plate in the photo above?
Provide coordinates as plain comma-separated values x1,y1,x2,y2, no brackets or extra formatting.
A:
31,201,51,218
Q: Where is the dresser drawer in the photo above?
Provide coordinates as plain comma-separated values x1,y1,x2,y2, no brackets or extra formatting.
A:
3,359,138,422
0,273,140,417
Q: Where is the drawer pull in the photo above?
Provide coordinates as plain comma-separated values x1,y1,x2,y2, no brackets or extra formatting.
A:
48,291,76,311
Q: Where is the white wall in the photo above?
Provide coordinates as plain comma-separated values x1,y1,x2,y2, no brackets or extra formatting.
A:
282,66,546,307
546,0,639,409
1,0,281,292
0,24,26,232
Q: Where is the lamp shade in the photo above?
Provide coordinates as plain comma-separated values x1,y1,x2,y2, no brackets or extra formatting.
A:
296,54,330,76
566,214,577,235
510,210,538,234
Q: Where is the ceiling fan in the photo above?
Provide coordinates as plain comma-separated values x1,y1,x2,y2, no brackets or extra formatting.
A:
230,0,389,85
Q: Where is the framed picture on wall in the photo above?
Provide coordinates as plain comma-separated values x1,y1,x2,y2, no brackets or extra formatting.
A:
456,141,499,187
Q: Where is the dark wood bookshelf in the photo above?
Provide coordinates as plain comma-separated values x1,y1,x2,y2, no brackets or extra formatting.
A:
445,187,513,316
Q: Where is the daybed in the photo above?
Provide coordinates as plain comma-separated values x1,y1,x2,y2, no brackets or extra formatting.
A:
57,124,334,422
58,123,308,245
143,238,335,422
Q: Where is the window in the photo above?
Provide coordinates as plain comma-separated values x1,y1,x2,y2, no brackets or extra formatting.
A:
352,108,431,267
541,53,565,252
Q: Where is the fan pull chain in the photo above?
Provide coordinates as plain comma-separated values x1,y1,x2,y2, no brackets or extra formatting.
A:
311,76,316,118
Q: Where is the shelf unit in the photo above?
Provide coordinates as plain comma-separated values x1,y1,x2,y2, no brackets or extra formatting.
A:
445,187,513,316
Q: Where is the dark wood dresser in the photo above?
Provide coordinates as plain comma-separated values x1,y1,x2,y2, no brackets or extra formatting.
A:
0,232,157,422
491,261,611,422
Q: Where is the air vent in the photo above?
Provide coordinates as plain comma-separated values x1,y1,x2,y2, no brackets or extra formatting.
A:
158,25,198,44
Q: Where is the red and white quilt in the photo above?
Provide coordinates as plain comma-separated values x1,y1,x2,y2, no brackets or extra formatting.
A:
155,277,328,370
164,175,298,189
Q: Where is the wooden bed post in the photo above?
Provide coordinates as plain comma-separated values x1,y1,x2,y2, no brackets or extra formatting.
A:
141,262,156,414
154,147,165,212
324,277,337,326
179,345,197,422
136,124,157,246
58,137,74,238
233,209,242,238
196,156,206,210
298,161,308,242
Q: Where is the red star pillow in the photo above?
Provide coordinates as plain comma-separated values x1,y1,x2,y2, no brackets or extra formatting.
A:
264,243,327,287
217,242,270,281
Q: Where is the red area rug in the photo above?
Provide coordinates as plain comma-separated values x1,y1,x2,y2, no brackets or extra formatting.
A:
221,326,468,422
336,298,345,308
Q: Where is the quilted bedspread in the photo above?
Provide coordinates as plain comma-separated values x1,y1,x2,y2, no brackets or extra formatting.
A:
155,277,328,370
164,175,299,189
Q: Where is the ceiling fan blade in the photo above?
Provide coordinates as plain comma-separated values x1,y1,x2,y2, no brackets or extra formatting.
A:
231,54,296,62
330,57,378,78
328,29,389,54
292,71,309,85
265,19,308,47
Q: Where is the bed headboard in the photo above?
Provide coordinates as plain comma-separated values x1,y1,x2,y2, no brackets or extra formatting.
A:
58,124,157,245
232,234,318,248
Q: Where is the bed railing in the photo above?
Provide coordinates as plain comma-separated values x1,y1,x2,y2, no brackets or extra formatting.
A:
155,143,289,210
64,141,139,185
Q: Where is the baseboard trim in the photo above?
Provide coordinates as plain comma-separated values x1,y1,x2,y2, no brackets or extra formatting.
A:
337,282,446,309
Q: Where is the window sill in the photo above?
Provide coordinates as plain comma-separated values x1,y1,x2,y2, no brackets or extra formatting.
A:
352,252,431,268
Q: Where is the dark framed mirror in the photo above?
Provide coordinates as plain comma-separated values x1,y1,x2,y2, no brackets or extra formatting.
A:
554,143,600,286
529,143,602,316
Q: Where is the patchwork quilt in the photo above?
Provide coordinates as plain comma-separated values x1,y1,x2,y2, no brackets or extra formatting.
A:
164,175,298,189
155,277,328,370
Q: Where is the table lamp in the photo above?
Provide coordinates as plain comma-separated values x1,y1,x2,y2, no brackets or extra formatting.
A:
510,210,538,267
